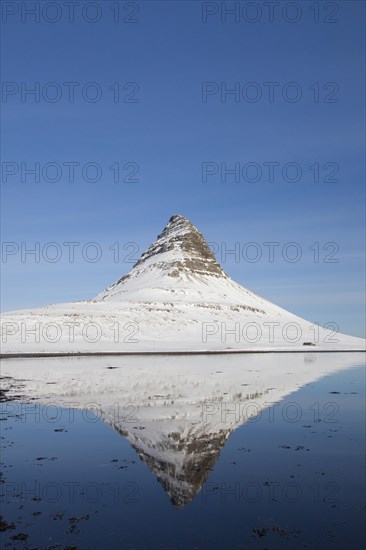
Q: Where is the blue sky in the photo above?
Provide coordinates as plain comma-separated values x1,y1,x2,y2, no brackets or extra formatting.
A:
1,0,365,337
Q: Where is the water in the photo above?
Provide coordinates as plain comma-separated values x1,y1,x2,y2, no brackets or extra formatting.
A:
1,353,365,549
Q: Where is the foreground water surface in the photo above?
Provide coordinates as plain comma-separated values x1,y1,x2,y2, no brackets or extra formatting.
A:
0,353,365,549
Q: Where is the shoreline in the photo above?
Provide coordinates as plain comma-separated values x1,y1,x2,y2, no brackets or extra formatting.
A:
1,348,365,359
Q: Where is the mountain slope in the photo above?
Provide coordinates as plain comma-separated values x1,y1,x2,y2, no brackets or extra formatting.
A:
95,214,298,316
1,214,365,354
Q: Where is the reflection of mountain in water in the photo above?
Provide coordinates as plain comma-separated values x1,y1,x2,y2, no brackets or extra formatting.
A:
1,353,362,507
113,388,269,507
117,424,230,507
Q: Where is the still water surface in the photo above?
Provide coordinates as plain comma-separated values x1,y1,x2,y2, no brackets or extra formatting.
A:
1,353,365,549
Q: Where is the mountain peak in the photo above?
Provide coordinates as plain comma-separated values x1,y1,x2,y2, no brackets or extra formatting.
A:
156,213,195,240
168,213,189,223
137,214,226,278
98,215,226,300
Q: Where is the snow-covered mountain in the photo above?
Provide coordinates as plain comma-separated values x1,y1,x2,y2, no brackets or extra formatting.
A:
1,214,364,354
96,214,276,312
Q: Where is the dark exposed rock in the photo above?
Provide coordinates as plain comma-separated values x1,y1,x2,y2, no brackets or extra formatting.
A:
0,517,15,531
105,214,227,290
11,532,28,540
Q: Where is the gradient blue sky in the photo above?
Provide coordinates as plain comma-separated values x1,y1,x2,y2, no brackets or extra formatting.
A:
1,1,365,337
